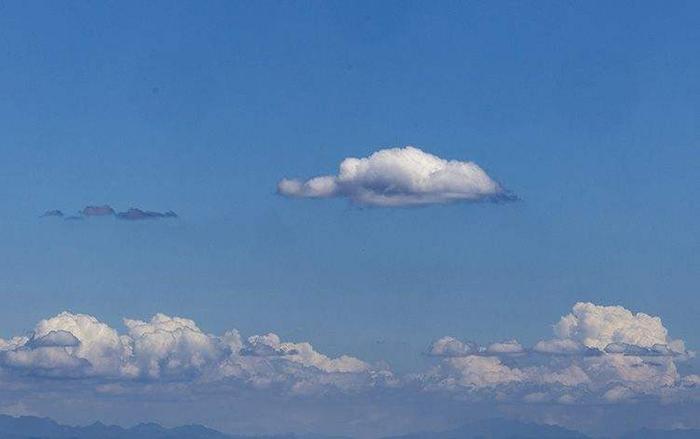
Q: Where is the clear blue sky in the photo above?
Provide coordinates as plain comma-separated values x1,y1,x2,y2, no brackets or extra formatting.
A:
1,0,699,378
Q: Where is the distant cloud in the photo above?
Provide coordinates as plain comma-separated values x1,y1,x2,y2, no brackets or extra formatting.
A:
0,311,382,392
81,205,116,217
421,302,693,403
116,208,178,221
40,210,63,218
40,205,178,221
427,337,481,357
0,302,697,437
278,146,514,207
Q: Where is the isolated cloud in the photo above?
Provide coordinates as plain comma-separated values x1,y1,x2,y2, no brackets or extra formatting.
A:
40,209,63,218
278,146,513,207
81,205,116,217
40,205,178,221
116,208,178,221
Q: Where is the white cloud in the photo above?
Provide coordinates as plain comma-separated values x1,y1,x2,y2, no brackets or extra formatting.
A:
487,340,525,355
6,312,134,377
0,311,377,395
427,336,480,357
533,338,587,355
425,355,525,390
0,302,697,414
421,302,697,404
123,314,224,379
278,146,512,207
554,302,684,353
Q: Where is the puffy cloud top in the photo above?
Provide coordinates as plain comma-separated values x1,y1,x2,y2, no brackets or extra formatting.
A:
278,146,513,207
0,311,375,393
0,302,696,408
421,302,695,405
428,337,480,357
554,302,685,354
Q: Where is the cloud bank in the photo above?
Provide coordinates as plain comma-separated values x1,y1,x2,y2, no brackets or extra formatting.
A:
0,312,390,395
422,303,694,406
0,303,697,435
278,146,514,207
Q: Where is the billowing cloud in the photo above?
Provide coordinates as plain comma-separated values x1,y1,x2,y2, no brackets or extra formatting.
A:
427,336,481,357
0,302,697,439
277,146,514,207
553,302,686,354
423,355,526,390
420,302,696,406
0,311,380,394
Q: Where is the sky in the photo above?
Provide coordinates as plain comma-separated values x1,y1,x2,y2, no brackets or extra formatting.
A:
0,1,699,436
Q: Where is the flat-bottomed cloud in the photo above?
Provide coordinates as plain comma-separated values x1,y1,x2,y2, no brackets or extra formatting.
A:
278,146,514,207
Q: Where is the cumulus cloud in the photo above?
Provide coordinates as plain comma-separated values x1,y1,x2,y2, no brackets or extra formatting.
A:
277,146,514,207
424,355,526,390
553,302,686,354
0,302,697,414
0,311,378,394
420,302,696,405
427,337,481,357
487,340,525,355
427,338,525,357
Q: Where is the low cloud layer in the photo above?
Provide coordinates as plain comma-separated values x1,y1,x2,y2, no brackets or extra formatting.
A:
0,303,697,435
0,312,391,395
41,205,178,221
278,146,514,207
423,303,695,406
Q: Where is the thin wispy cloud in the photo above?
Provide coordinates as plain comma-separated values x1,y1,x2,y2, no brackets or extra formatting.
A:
39,210,63,218
40,205,178,221
116,208,178,221
278,146,515,207
81,205,116,217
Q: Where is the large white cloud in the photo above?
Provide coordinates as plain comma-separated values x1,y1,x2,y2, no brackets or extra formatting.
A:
554,302,686,354
421,302,696,404
0,311,379,394
277,146,512,207
0,302,696,409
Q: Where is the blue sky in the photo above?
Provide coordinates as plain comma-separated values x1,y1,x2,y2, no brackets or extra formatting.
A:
0,1,699,435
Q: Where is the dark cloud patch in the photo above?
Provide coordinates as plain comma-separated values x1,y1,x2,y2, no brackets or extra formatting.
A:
28,330,81,348
81,205,116,217
40,206,179,221
115,208,178,221
40,210,64,218
604,342,675,357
